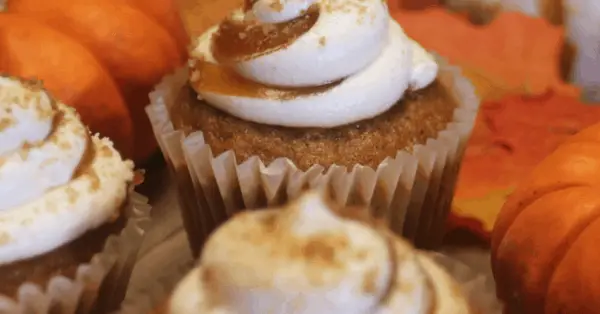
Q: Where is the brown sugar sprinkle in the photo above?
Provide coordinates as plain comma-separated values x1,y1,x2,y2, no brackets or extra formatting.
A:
40,157,59,168
0,118,14,131
18,142,32,160
99,144,114,157
252,210,349,266
362,267,379,293
319,36,327,46
87,169,101,192
65,186,79,204
0,232,11,246
269,0,284,12
0,75,55,120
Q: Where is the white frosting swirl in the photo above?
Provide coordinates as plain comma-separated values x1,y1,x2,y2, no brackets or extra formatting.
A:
191,0,438,128
0,77,88,210
0,77,134,265
169,192,472,314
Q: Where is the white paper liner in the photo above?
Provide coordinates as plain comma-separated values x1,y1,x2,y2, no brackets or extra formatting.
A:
146,57,480,256
120,251,501,314
0,191,151,314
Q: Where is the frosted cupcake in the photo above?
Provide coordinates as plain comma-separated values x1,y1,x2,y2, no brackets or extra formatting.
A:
147,0,479,256
0,76,150,313
136,191,495,313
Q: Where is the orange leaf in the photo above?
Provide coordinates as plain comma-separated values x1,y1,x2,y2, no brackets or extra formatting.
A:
453,91,600,235
452,187,515,234
393,9,579,99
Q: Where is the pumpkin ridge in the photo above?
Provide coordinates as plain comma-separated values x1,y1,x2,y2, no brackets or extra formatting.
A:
492,182,585,258
495,187,600,311
491,183,582,299
542,209,600,313
492,140,600,256
123,0,189,58
544,216,600,313
7,0,182,84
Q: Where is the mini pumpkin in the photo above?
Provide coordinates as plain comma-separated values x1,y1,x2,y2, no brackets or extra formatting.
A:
491,122,600,313
1,0,188,162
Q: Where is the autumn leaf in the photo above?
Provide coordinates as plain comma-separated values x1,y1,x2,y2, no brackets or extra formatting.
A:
393,8,579,99
451,91,600,237
451,187,514,238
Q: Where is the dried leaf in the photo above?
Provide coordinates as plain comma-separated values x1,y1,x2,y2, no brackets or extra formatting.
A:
452,187,515,235
393,9,579,99
452,91,600,235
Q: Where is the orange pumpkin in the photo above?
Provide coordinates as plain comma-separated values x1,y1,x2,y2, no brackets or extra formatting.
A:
1,0,188,162
491,122,600,313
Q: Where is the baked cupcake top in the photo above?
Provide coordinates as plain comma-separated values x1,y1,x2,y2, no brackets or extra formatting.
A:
169,191,471,314
0,76,134,265
188,0,438,128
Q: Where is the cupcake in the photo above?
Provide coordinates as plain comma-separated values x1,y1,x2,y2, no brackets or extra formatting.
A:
0,76,150,313
121,191,501,313
147,0,479,256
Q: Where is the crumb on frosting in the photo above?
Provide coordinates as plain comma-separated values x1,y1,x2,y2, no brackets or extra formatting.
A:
0,232,11,246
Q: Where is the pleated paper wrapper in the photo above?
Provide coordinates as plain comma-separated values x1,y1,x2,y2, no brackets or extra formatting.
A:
119,251,502,314
0,191,151,314
146,57,480,256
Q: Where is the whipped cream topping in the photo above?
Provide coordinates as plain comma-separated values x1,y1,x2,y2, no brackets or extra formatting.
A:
0,77,133,265
170,192,446,314
190,0,438,128
0,77,88,210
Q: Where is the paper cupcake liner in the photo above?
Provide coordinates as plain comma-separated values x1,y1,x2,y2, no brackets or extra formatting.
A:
146,57,480,256
120,251,500,314
0,191,151,314
427,252,504,314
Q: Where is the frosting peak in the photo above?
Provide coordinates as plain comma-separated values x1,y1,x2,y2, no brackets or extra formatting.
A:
219,0,389,88
190,0,438,128
0,77,54,156
0,77,88,211
199,191,393,314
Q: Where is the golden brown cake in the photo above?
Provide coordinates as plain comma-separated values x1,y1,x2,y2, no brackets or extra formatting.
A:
171,80,457,170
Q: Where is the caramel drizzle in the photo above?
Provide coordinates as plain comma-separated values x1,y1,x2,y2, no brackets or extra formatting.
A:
192,2,346,100
212,4,319,63
190,61,341,100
